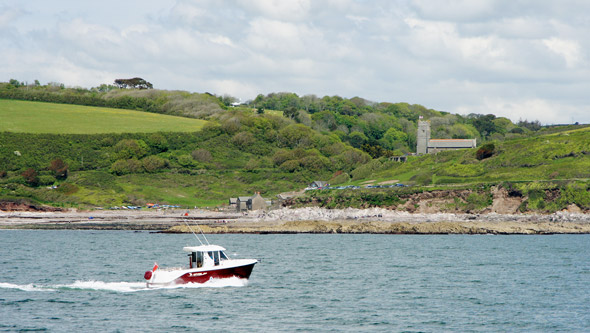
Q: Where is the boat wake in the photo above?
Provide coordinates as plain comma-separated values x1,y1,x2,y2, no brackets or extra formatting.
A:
0,277,248,293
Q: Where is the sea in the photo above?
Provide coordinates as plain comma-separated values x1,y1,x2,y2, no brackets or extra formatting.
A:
1,230,589,332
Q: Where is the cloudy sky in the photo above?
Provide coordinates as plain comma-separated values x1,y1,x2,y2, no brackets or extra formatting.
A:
1,0,589,124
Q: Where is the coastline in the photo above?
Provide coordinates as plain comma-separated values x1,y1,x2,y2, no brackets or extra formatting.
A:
2,207,590,234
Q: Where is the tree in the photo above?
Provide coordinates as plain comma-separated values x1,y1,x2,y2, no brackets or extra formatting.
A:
22,168,39,186
49,158,68,180
220,94,238,106
8,79,22,87
114,77,153,89
470,114,498,138
380,128,408,150
346,131,368,148
518,119,542,131
283,106,298,119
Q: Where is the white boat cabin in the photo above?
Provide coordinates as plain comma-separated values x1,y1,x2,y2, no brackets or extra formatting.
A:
183,245,229,268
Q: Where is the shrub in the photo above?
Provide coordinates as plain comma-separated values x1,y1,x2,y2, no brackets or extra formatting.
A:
56,183,79,195
191,148,212,163
39,175,57,186
231,132,255,150
560,184,590,210
49,158,68,180
299,155,330,171
110,159,143,175
177,155,195,168
113,139,148,160
142,155,168,173
147,133,169,153
244,158,260,171
22,168,39,187
272,149,294,166
464,192,492,211
476,143,495,160
279,160,301,172
330,172,350,185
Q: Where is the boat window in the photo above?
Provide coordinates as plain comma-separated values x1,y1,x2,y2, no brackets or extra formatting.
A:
220,251,228,260
197,251,203,268
213,251,220,266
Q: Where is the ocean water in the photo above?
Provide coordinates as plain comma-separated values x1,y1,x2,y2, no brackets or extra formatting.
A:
1,230,589,332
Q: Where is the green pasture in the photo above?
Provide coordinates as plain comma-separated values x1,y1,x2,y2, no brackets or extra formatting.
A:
0,99,208,134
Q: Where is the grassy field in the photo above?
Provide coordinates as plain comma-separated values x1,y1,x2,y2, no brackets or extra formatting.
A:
0,99,208,134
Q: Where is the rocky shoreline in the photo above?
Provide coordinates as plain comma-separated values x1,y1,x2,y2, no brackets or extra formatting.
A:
2,207,590,234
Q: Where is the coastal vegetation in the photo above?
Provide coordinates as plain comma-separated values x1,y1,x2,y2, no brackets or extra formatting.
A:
1,79,589,212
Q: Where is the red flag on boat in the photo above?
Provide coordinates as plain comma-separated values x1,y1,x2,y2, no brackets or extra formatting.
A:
152,263,159,271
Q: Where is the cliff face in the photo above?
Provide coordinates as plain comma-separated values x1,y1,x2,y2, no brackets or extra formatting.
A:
287,185,586,215
402,186,524,214
0,200,62,212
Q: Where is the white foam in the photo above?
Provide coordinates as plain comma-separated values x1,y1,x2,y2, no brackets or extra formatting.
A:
0,282,54,291
0,277,248,293
58,280,149,292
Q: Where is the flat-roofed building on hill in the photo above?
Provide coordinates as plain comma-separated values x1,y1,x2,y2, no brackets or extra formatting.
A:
417,120,476,154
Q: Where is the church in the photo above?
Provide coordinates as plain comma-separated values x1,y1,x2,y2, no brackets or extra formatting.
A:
416,120,476,155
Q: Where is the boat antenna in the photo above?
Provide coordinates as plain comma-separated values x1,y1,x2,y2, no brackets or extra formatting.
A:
184,221,204,246
196,224,210,245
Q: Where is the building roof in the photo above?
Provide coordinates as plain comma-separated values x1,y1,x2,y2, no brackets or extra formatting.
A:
428,139,476,148
183,245,226,252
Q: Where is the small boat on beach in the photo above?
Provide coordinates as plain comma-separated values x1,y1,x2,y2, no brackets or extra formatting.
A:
143,226,257,287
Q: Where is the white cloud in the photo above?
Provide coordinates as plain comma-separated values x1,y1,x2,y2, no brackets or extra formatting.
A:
238,0,311,21
0,0,590,124
0,6,24,27
456,98,575,124
411,0,496,21
542,37,583,68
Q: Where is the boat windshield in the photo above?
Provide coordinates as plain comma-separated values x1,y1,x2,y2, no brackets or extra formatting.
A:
220,251,228,260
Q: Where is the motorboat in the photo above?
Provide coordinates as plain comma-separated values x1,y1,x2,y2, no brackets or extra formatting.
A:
143,226,257,287
144,244,257,287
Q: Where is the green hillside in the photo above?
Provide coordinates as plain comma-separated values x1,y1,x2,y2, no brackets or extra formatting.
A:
357,126,590,185
1,80,589,212
0,100,207,134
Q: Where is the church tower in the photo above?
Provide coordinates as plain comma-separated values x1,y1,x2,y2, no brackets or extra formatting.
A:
416,120,430,155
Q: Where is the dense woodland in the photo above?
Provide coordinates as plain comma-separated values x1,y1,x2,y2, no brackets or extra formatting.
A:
1,79,585,210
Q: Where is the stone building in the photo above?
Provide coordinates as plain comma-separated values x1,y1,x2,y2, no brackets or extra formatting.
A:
233,193,269,211
416,120,476,155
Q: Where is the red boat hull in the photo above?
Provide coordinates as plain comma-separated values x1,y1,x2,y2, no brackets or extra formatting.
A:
175,262,256,284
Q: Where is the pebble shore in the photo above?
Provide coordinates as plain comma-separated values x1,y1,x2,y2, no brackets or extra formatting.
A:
2,207,590,234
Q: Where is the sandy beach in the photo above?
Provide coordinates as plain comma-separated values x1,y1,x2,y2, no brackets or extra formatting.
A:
2,207,590,234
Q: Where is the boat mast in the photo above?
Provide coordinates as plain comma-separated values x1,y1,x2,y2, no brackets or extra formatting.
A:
184,221,204,245
196,224,210,245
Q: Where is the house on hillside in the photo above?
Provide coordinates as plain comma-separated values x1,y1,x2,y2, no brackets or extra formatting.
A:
234,193,269,211
417,120,476,155
228,198,238,209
